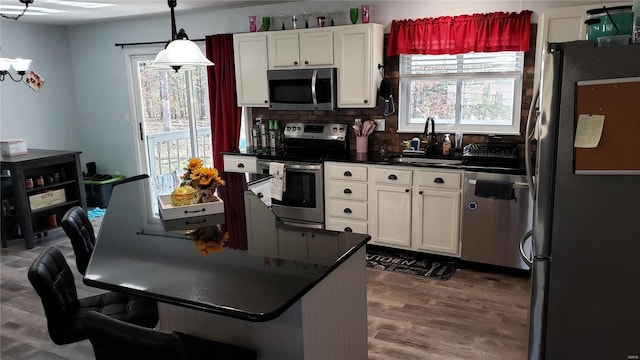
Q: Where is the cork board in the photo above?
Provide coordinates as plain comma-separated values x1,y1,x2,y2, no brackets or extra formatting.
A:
575,78,640,174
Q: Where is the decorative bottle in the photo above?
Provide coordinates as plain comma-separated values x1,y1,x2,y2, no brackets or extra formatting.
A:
442,134,451,156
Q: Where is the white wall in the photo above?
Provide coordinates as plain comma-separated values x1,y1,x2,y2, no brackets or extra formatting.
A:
1,0,627,175
0,21,80,152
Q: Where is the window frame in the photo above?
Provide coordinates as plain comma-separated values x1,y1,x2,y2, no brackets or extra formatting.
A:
397,52,525,135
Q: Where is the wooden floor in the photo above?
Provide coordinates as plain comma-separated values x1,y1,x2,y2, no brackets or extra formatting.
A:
1,220,530,360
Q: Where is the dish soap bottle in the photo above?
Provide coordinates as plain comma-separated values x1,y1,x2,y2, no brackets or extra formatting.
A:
442,134,451,156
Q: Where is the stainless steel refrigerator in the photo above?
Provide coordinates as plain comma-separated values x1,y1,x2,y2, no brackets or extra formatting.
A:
525,42,640,360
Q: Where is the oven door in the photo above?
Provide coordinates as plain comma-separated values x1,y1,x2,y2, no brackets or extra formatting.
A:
258,160,324,229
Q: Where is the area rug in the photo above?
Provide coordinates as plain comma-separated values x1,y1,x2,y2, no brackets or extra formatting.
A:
366,246,457,280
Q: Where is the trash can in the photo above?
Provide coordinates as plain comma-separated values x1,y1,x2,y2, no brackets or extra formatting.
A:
84,175,126,208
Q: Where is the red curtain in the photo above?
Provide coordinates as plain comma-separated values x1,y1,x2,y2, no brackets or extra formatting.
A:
205,34,247,251
387,10,532,56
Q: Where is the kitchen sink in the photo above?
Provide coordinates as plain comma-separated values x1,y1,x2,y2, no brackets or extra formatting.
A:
387,156,464,166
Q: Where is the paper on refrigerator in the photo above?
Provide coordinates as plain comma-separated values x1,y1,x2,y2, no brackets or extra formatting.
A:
574,114,605,148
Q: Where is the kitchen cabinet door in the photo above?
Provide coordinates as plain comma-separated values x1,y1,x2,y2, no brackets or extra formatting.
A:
299,29,334,67
233,33,269,107
268,32,300,69
369,184,412,247
533,2,630,92
333,23,384,108
412,188,461,256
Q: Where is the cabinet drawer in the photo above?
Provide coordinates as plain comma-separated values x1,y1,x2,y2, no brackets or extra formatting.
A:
325,163,367,181
326,218,368,234
414,170,461,190
326,181,367,200
223,155,257,173
372,167,412,186
326,200,367,220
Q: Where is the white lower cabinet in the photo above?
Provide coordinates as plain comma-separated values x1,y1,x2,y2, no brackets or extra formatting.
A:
324,162,368,234
369,183,412,247
412,188,461,256
323,162,463,257
366,165,463,257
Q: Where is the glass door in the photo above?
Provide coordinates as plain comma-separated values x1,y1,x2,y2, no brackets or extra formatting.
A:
130,55,212,216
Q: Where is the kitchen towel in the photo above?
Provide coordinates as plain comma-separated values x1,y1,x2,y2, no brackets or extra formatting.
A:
269,162,286,201
474,180,515,200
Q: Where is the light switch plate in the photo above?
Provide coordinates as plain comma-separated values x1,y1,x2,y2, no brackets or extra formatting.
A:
373,118,385,131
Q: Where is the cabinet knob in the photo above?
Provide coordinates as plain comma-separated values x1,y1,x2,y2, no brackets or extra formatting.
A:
343,208,352,214
237,163,245,168
294,61,298,65
419,191,424,195
310,234,315,238
264,100,268,104
257,192,264,198
405,189,410,193
344,227,353,232
304,60,309,65
343,188,352,194
301,233,306,237
344,171,352,177
388,174,397,180
363,99,368,104
434,177,445,184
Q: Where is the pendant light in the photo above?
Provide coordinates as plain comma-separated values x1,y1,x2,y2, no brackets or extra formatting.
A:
149,0,213,72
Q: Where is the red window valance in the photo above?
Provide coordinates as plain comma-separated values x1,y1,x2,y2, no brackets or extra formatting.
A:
387,10,532,56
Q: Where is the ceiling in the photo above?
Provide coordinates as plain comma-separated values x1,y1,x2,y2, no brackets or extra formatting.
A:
0,0,293,26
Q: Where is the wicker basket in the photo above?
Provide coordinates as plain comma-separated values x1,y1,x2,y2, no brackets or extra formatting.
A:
170,185,199,206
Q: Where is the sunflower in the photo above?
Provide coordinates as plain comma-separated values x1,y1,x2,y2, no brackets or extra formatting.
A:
191,167,220,186
187,157,203,171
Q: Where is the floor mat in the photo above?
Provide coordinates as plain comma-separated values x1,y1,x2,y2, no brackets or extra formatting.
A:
366,246,457,280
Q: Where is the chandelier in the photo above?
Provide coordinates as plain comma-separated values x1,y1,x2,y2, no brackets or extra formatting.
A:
0,58,32,82
148,0,214,72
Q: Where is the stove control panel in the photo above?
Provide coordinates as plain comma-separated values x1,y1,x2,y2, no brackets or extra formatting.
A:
284,122,348,141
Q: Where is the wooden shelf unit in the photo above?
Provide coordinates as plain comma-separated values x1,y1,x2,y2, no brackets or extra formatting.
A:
1,149,87,249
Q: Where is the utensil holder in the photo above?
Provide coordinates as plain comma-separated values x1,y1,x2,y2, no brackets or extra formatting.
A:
356,136,368,153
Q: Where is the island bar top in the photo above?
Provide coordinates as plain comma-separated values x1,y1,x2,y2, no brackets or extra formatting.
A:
83,175,370,322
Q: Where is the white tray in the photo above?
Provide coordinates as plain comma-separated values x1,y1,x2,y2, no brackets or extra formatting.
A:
157,195,225,221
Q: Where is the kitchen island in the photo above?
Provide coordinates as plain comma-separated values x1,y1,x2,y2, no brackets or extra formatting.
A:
84,175,370,360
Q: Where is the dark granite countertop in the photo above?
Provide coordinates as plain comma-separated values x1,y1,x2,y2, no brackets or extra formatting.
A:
83,175,370,322
223,149,526,175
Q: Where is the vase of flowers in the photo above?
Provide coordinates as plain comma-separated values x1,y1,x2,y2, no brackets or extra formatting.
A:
171,157,225,206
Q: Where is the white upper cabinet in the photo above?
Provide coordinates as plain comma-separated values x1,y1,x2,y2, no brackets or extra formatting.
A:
267,32,300,68
268,29,334,69
533,2,632,90
334,23,384,108
233,33,269,107
299,30,334,67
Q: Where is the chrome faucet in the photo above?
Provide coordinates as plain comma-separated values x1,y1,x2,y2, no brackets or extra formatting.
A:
423,117,437,154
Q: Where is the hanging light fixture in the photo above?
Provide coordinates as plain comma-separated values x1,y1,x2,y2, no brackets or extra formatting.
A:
0,57,32,82
149,0,213,72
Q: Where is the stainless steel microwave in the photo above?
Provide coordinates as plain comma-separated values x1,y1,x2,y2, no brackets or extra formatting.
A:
267,68,337,111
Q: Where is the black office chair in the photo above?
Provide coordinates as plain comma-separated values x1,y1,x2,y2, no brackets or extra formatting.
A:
27,246,159,345
61,206,95,275
83,311,258,360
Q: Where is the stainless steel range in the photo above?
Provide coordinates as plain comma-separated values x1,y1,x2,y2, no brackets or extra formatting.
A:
254,122,350,229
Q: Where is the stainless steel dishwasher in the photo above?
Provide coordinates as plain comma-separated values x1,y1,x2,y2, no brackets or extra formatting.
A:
461,171,533,270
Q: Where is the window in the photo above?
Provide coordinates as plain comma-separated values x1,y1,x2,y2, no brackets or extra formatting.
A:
130,54,212,216
398,51,524,135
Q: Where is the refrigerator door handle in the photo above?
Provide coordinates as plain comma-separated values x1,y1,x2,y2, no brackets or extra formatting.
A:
525,84,539,200
520,229,533,265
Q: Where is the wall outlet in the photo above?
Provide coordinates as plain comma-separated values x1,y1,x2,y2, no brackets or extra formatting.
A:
373,118,385,131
